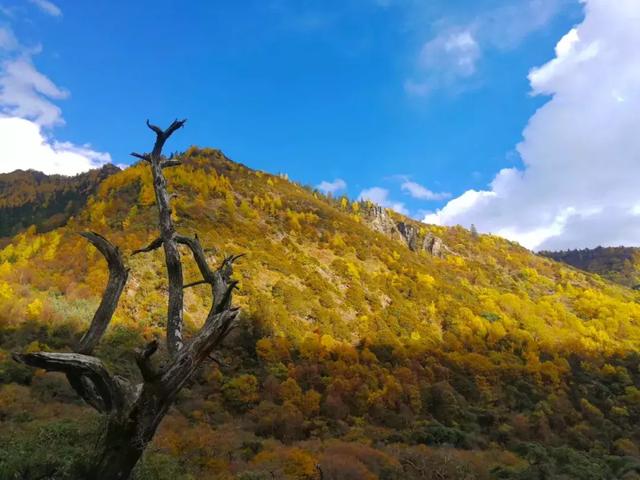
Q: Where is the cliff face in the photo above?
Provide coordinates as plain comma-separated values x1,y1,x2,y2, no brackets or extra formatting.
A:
422,232,447,258
361,204,403,240
0,164,119,241
362,205,450,257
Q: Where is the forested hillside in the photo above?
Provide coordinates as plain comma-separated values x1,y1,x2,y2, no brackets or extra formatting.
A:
541,247,640,289
0,165,119,243
2,148,640,479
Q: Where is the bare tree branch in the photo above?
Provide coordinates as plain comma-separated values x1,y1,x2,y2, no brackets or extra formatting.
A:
135,340,160,382
131,152,151,162
183,279,208,289
77,232,128,355
145,119,164,137
67,373,107,412
176,235,242,313
208,352,229,368
12,232,129,415
150,119,187,159
154,249,242,399
12,352,126,412
131,237,163,256
175,234,215,282
213,255,243,314
158,308,240,399
143,120,188,356
161,160,182,169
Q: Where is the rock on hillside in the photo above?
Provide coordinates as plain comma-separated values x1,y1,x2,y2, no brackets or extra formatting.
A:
362,204,451,257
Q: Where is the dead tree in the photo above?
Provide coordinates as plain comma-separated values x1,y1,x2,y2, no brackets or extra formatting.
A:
13,120,242,479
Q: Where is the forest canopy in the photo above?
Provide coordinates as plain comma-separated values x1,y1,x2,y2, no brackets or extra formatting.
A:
1,148,640,479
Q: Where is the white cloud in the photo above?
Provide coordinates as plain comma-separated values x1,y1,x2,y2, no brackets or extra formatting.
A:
425,0,640,250
0,117,111,175
29,0,62,17
358,186,408,215
0,56,68,126
0,23,111,176
406,0,568,96
316,178,347,195
401,180,450,201
0,26,67,127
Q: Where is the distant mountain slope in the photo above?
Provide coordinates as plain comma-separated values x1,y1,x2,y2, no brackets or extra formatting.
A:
540,246,640,288
0,165,119,242
2,148,640,478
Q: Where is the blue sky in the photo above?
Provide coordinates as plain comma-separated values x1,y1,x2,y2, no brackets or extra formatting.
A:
4,1,640,250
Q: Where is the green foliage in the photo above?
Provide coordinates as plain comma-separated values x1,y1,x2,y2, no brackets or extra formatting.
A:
0,417,99,479
132,452,194,480
541,246,640,288
222,374,260,412
0,165,119,240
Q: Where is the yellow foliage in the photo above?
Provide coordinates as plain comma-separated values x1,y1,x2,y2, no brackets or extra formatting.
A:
251,447,317,479
321,334,337,350
417,272,435,287
26,298,43,320
0,280,12,301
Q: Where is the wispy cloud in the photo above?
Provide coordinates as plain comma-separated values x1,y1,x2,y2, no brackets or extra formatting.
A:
401,179,450,201
0,55,69,126
0,26,18,50
423,29,480,76
406,0,569,96
0,26,67,126
28,0,62,17
405,28,480,96
317,178,347,195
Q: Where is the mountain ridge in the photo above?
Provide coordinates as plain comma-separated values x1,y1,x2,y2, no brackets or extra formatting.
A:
541,246,640,289
0,164,120,243
2,148,640,478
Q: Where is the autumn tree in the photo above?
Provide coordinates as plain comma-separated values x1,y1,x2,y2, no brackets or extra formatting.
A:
12,120,243,479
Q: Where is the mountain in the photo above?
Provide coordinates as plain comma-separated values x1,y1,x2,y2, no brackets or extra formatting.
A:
541,247,640,289
0,164,120,243
2,148,640,479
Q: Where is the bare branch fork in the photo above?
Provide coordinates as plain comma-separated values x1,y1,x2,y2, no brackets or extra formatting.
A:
12,119,242,480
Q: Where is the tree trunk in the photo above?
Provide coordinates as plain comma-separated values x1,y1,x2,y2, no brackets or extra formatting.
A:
90,399,166,480
92,427,145,480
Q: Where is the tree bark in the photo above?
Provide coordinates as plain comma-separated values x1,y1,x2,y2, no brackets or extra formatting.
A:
91,419,147,480
90,387,171,480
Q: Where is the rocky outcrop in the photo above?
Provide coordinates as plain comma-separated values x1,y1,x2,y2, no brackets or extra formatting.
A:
397,221,450,258
361,204,402,240
423,233,447,258
396,221,419,251
361,203,450,257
